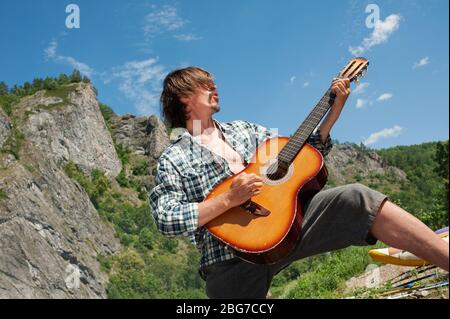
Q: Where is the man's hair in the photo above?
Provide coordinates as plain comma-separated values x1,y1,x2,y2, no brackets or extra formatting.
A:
160,66,215,128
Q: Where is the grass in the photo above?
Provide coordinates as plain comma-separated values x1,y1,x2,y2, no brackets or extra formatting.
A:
63,159,207,298
0,188,7,201
0,94,20,117
0,120,25,159
270,242,386,299
39,84,77,111
44,84,76,101
1,83,79,159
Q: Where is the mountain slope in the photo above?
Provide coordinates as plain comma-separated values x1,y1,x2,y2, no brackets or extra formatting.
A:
0,83,121,298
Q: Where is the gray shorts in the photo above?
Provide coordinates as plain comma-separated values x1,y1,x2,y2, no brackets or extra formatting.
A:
202,183,388,299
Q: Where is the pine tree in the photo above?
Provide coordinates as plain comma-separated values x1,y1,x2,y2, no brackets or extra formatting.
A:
70,69,82,83
10,84,25,97
58,73,70,85
32,78,44,91
23,82,32,95
435,141,449,211
43,77,57,90
0,81,8,96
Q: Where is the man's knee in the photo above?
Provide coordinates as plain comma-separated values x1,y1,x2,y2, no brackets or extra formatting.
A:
339,183,373,209
343,183,371,194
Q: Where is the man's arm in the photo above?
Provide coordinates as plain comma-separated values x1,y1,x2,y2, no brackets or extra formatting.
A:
198,173,262,227
318,78,351,143
149,156,263,237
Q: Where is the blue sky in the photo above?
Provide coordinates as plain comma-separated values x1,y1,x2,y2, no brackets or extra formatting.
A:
0,0,448,149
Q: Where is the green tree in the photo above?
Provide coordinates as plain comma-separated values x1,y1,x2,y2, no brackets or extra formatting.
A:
32,78,45,91
70,69,82,83
22,82,32,95
10,84,25,97
43,77,58,90
0,94,20,116
0,81,8,96
57,73,70,85
435,141,449,211
99,103,115,127
82,75,91,83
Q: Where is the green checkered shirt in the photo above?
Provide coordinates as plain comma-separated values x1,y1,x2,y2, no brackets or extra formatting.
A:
148,120,332,275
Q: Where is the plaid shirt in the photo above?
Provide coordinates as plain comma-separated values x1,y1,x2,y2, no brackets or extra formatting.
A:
148,120,332,275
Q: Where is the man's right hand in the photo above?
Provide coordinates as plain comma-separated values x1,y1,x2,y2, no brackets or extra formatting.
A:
226,172,263,207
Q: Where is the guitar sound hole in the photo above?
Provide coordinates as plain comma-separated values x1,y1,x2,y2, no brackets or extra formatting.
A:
266,162,288,181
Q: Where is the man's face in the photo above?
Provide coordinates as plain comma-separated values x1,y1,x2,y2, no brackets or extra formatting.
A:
181,83,220,119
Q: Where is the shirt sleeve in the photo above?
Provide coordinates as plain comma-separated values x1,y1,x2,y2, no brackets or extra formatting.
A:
148,155,199,244
306,128,333,157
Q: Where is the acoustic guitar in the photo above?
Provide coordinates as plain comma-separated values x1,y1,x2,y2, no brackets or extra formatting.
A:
205,57,370,264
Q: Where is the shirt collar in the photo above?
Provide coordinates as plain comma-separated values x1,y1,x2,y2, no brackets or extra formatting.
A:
175,119,225,140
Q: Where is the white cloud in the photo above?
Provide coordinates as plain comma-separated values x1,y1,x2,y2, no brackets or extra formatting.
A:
143,5,185,37
363,126,403,145
44,40,94,77
352,82,370,95
45,40,57,59
377,93,393,102
303,81,310,87
106,58,166,115
174,33,202,42
413,56,430,69
349,14,401,56
142,5,200,43
356,98,367,109
289,76,296,84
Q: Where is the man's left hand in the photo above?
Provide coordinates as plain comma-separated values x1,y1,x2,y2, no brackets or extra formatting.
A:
331,78,351,112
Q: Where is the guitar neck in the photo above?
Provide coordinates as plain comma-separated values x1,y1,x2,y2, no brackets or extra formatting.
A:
278,88,335,164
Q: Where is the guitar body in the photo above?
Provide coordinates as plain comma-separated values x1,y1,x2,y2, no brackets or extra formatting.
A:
205,136,328,264
204,57,369,264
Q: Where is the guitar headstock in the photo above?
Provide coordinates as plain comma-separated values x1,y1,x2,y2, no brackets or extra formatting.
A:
338,57,369,83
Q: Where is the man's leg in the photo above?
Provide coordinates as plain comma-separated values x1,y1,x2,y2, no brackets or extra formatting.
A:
270,183,449,277
203,258,273,299
370,200,449,271
270,183,388,275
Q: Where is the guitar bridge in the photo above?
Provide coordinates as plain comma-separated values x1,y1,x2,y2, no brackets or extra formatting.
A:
240,200,271,217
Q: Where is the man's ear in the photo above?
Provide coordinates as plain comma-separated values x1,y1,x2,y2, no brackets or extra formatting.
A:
180,96,190,106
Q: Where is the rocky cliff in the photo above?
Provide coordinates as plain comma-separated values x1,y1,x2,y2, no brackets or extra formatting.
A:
22,85,121,177
0,83,169,298
325,143,407,187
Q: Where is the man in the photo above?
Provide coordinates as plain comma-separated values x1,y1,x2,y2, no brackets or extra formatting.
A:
149,67,449,299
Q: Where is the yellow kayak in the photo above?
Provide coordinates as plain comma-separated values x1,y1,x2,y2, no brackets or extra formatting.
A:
369,227,449,266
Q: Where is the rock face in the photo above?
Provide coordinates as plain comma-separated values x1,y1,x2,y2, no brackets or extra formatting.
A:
0,150,120,298
325,144,407,185
146,115,170,161
21,84,122,177
0,109,11,148
0,84,121,298
110,113,169,159
110,113,169,186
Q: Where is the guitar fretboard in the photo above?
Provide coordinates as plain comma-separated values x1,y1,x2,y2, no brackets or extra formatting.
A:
278,88,335,164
